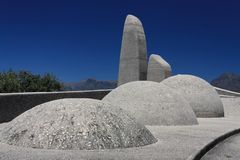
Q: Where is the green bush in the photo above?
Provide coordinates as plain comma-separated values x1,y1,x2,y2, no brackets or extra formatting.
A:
0,70,63,93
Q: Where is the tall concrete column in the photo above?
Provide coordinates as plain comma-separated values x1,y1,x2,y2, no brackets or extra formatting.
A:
118,15,147,86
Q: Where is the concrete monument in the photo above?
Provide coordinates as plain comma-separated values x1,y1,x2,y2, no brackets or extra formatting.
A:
147,54,172,82
118,15,148,86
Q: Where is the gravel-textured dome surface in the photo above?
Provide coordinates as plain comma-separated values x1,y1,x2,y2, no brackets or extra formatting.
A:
0,98,157,150
103,81,198,126
162,74,224,117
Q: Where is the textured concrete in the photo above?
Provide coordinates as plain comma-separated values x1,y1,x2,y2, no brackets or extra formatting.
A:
118,15,147,86
214,87,240,97
201,133,240,160
0,97,239,159
162,75,224,118
1,118,240,160
103,81,198,126
0,95,239,160
147,54,172,82
221,97,240,118
189,128,240,160
0,90,111,123
0,98,156,150
187,97,240,160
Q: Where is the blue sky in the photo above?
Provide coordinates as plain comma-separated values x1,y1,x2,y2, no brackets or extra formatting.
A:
0,0,240,82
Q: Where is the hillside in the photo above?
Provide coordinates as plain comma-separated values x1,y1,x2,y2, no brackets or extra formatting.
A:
64,79,117,91
211,73,240,92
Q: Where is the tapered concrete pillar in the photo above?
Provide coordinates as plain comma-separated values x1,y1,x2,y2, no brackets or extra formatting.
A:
118,15,147,86
147,54,172,82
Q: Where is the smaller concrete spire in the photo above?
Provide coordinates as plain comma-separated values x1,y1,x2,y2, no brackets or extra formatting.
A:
147,54,172,82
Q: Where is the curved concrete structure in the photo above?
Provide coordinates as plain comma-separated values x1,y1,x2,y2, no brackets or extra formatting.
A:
0,90,111,123
103,81,198,126
147,54,172,82
118,15,148,86
201,131,240,160
214,87,240,97
0,98,156,150
162,74,224,117
189,128,240,160
221,97,240,117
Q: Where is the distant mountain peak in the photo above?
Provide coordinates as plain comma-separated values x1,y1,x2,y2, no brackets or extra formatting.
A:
85,78,97,83
211,73,240,92
63,79,117,91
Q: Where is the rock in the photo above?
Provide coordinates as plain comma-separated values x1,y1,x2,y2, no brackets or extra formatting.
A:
162,74,224,117
103,81,198,126
147,54,172,82
118,15,148,86
0,98,157,150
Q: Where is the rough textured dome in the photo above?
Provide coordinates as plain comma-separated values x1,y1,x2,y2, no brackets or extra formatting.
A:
0,98,157,150
103,81,198,126
162,74,224,117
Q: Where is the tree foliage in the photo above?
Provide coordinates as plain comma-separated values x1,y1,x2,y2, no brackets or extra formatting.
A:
0,70,63,93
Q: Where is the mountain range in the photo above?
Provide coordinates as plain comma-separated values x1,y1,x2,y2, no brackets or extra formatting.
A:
63,79,117,91
63,73,240,93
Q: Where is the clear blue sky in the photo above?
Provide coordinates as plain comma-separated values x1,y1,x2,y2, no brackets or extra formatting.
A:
0,0,239,82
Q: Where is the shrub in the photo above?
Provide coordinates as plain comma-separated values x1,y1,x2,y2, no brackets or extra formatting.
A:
0,70,63,93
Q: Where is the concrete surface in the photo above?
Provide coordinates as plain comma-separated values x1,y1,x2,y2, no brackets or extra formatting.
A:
201,132,240,160
147,54,172,82
214,87,240,97
0,98,156,150
188,96,240,160
0,95,240,159
0,89,111,123
162,75,224,118
0,117,240,160
103,81,198,126
221,97,240,118
118,15,147,86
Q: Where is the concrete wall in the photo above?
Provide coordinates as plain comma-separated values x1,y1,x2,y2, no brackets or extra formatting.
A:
1,86,238,123
0,90,111,123
214,87,240,97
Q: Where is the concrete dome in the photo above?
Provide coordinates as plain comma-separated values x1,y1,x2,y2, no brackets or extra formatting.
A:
162,74,224,117
103,81,198,126
0,98,156,150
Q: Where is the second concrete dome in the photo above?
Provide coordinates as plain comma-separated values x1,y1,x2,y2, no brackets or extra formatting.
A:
103,81,198,126
162,74,224,117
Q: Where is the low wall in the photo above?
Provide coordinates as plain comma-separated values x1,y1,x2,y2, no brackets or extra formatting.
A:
0,90,111,123
214,87,240,97
2,86,238,124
